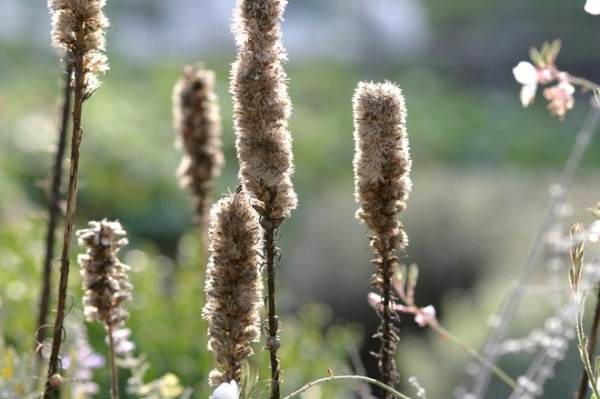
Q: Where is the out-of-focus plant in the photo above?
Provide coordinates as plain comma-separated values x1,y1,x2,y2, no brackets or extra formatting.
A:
569,206,600,399
512,39,599,120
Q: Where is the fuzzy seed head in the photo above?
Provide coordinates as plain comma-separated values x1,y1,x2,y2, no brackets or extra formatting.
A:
230,0,297,220
48,0,109,93
173,65,224,227
77,219,132,327
353,81,412,254
203,191,263,385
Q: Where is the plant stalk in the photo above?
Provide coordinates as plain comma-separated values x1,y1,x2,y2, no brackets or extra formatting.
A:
107,324,120,399
36,61,73,356
44,30,87,398
263,213,281,399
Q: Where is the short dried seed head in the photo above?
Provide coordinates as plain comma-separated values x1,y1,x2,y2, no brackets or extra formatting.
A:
353,81,412,254
230,0,297,220
77,219,132,327
173,64,224,227
202,191,262,385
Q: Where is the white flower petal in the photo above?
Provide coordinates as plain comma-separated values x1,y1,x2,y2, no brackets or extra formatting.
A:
209,380,239,399
585,0,600,15
519,84,537,107
513,61,538,85
589,221,600,243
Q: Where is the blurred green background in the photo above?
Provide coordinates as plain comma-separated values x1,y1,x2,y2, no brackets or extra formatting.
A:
2,0,600,398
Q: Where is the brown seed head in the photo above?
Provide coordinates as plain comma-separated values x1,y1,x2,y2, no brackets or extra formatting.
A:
48,0,109,93
77,219,132,327
173,65,224,227
353,81,412,254
202,190,262,385
230,0,297,220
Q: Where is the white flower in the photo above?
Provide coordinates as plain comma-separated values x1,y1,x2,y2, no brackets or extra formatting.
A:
585,0,600,15
513,61,539,107
589,221,600,243
209,380,239,399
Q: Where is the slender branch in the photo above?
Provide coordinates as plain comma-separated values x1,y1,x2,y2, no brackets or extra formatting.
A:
466,102,600,397
282,375,412,399
36,61,72,355
575,282,600,399
44,34,87,398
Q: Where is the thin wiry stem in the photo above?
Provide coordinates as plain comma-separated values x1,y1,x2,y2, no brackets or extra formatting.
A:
282,375,412,399
466,101,600,397
36,61,72,356
575,282,600,399
44,39,87,399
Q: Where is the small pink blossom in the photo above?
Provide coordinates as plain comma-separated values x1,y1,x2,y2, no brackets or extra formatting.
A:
414,305,437,327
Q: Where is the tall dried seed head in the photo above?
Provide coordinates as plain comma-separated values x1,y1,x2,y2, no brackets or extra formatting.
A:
173,65,224,227
48,0,109,93
230,0,297,219
202,191,263,386
77,219,132,327
353,81,412,253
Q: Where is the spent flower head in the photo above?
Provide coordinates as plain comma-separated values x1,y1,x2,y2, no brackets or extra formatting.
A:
230,0,297,220
173,64,224,227
77,219,132,327
48,0,109,94
203,191,262,386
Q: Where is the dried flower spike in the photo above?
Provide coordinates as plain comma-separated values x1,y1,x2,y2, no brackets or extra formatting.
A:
230,0,297,220
77,219,132,327
203,191,262,386
353,81,412,395
48,0,109,94
353,81,412,255
173,65,224,228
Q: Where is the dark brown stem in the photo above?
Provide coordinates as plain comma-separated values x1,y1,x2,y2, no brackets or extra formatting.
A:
263,214,281,399
377,253,398,399
36,61,73,356
258,199,285,399
44,29,86,399
575,282,600,399
107,324,120,399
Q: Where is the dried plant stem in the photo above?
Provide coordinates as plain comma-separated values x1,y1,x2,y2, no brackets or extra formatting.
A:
36,61,72,355
107,324,120,399
44,39,87,399
282,375,411,399
378,255,399,398
468,101,600,397
262,213,281,399
575,282,600,399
